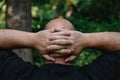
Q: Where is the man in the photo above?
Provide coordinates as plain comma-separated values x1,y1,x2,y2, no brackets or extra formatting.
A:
0,18,120,80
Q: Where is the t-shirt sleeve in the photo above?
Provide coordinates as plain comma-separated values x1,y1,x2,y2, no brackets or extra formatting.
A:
0,49,35,80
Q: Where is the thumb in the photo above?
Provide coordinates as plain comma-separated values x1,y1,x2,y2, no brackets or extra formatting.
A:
48,28,64,33
64,55,76,63
42,55,55,62
54,27,64,32
53,27,64,32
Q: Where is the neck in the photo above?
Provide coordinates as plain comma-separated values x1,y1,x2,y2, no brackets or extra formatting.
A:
44,57,72,65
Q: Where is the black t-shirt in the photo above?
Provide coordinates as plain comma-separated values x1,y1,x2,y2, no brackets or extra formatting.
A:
0,49,120,80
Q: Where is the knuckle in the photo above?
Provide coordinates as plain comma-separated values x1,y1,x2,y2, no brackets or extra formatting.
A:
46,58,51,61
66,50,71,53
70,49,74,53
50,45,56,49
44,48,48,51
64,37,69,40
66,31,70,35
65,40,71,44
49,37,54,40
53,40,58,44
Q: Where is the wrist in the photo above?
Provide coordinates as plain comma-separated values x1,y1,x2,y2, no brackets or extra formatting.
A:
84,32,108,49
74,31,90,49
30,31,44,52
84,33,99,48
80,33,91,48
26,32,36,49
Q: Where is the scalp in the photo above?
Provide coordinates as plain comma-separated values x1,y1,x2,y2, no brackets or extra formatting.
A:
45,17,75,30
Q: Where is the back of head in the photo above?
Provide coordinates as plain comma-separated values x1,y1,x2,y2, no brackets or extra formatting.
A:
45,17,75,30
44,18,75,65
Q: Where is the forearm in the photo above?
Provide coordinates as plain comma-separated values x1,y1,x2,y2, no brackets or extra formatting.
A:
0,29,34,49
85,32,120,52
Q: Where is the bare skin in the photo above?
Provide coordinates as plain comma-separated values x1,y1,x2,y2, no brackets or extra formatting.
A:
0,29,72,61
44,18,75,64
47,18,120,63
64,32,120,62
0,18,120,64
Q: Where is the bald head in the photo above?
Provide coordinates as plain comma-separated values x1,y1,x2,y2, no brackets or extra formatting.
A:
44,18,74,64
45,18,75,30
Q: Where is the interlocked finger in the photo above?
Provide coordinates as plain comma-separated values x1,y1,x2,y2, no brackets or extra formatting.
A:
49,39,73,45
52,31,71,36
54,49,71,54
50,54,62,58
50,49,71,57
42,55,55,62
49,36,71,41
65,55,77,62
47,45,66,51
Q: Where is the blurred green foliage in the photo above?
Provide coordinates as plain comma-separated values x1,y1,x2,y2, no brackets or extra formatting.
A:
32,0,120,67
0,0,120,67
0,0,5,29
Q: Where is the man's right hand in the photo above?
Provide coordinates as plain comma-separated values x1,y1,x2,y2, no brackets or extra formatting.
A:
38,28,120,63
47,29,89,62
32,29,73,62
64,31,89,62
